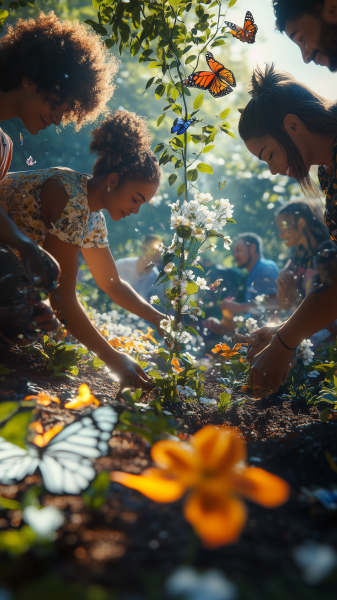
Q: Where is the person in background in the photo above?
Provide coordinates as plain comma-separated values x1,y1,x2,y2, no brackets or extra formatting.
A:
0,11,117,343
272,0,337,71
203,233,279,335
115,234,164,305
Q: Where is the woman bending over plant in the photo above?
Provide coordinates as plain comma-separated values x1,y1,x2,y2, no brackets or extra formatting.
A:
0,110,163,390
238,64,337,396
0,11,118,342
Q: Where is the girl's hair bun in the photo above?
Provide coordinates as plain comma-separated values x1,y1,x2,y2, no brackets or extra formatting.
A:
90,109,160,184
248,63,291,97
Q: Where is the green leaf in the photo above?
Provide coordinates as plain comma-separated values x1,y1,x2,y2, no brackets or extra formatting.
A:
172,137,183,148
226,217,237,224
186,282,198,295
228,0,237,6
197,163,213,174
154,143,164,154
0,412,33,450
186,169,198,182
224,130,236,139
0,402,19,423
147,61,162,69
219,108,230,120
155,84,165,100
177,183,186,197
202,145,215,154
145,77,155,90
169,0,182,6
84,20,108,36
157,114,165,127
186,326,199,336
168,174,177,186
185,54,197,65
0,496,21,510
0,365,10,375
171,87,179,101
0,10,9,27
193,93,204,110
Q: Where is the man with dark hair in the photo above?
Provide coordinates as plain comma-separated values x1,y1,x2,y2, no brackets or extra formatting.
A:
203,233,279,334
272,0,337,70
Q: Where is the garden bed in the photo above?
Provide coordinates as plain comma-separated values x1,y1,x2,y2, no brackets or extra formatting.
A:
1,344,337,599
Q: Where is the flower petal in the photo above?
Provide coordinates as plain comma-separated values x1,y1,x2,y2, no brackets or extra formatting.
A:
151,440,198,485
191,426,246,476
111,468,185,503
230,467,290,507
184,489,247,548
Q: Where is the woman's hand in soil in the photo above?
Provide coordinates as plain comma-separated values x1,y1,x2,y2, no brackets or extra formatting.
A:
248,335,295,398
28,300,60,335
111,352,154,393
246,323,284,360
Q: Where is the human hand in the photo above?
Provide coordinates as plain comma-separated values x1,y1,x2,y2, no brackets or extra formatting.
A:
247,335,296,398
246,322,283,360
220,300,240,316
203,317,227,335
28,300,59,336
109,352,154,394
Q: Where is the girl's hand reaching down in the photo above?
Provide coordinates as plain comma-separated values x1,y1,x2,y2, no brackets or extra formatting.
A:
110,352,154,394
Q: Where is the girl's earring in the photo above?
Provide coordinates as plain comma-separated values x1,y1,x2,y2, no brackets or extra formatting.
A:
107,186,111,192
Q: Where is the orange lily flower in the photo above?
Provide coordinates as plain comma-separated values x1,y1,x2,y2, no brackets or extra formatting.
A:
24,391,61,406
32,423,64,447
64,383,100,410
211,343,241,359
135,327,159,345
171,357,185,374
108,337,126,350
111,426,289,548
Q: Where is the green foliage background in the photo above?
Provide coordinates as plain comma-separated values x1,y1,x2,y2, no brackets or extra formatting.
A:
1,0,303,275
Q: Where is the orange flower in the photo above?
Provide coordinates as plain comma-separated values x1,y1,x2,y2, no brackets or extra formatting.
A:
33,423,64,447
111,426,289,548
24,392,61,406
211,343,241,359
135,327,158,345
171,357,185,374
108,337,126,349
64,384,100,410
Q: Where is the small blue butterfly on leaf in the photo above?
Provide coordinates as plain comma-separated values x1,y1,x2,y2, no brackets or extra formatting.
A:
171,117,198,135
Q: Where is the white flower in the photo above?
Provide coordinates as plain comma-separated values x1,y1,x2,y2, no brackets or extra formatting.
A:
164,262,175,273
199,397,217,405
296,339,314,365
160,316,174,332
169,199,180,210
222,236,231,250
307,370,320,377
176,385,196,397
208,243,217,252
165,566,238,600
156,242,166,252
150,295,160,304
293,541,337,584
182,351,196,363
23,505,65,539
192,256,201,265
196,277,209,290
194,192,213,203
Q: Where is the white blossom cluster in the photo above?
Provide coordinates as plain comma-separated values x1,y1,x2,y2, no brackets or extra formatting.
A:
296,339,314,365
246,317,258,333
169,192,233,245
160,317,194,349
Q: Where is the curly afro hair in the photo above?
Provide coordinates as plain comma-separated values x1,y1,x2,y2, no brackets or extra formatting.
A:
272,0,325,32
0,11,118,129
90,110,161,186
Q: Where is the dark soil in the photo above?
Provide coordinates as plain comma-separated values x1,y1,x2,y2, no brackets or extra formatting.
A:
1,344,337,599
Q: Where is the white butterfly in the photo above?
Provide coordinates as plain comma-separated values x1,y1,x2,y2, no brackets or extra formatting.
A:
0,405,118,495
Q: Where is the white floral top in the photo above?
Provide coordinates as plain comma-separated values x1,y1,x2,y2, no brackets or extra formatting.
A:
0,166,108,257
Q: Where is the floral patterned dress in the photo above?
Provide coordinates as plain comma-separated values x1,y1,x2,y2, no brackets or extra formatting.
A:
318,138,337,246
0,166,109,258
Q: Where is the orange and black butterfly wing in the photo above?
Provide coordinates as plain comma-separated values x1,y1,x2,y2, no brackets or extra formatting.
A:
183,70,216,92
243,11,258,44
205,51,236,97
224,20,246,42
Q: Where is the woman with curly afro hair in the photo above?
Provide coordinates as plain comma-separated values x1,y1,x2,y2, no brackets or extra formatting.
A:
0,10,118,343
0,109,164,390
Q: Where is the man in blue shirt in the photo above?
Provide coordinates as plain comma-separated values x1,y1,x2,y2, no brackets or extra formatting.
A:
203,233,279,335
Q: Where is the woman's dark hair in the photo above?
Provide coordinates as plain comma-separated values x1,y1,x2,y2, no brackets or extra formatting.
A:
0,12,118,129
276,199,330,254
90,110,161,185
239,64,337,196
272,0,325,32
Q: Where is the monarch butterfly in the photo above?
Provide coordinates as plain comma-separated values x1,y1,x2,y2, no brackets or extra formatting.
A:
0,405,118,494
183,51,236,98
219,181,226,190
171,117,198,135
224,11,258,44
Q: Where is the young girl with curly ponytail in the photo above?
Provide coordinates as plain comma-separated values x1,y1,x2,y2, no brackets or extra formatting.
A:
238,63,337,397
0,109,163,389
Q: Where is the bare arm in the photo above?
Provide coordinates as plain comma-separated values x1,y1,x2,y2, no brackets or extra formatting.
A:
81,247,165,336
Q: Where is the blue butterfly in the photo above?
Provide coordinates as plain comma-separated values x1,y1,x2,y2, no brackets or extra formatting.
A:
171,117,198,135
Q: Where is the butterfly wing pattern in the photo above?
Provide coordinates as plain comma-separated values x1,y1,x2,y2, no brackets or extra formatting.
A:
171,117,197,135
0,405,118,495
224,11,258,44
183,51,236,98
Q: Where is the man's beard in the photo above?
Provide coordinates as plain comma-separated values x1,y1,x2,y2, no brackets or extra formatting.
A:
319,21,337,72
